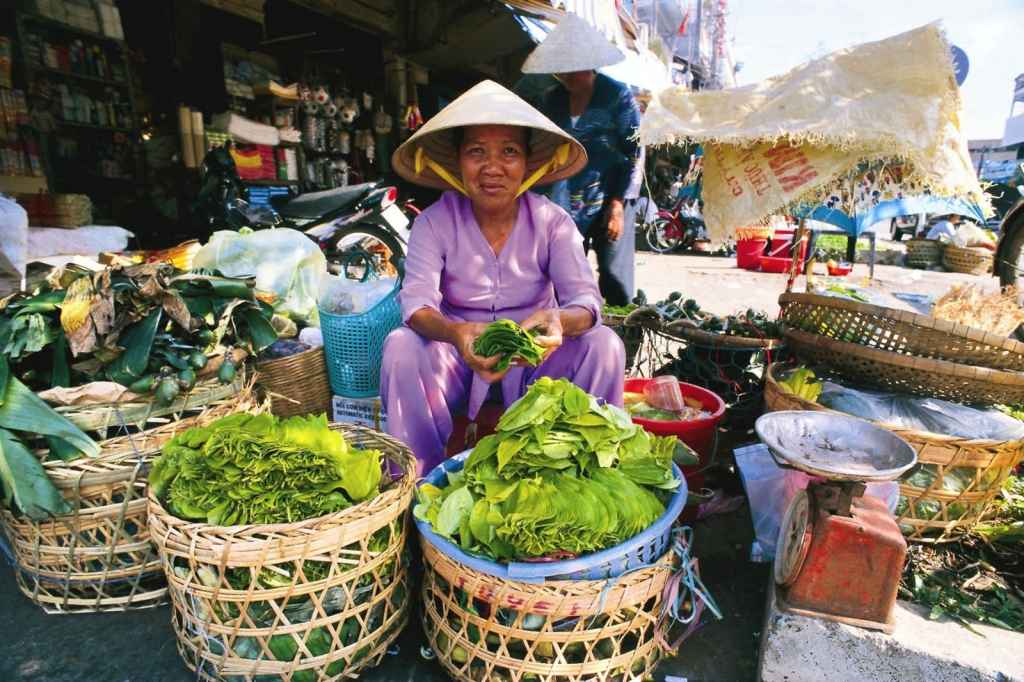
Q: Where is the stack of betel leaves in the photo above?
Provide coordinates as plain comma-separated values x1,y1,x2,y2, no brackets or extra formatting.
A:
150,413,383,525
415,377,692,561
473,319,546,371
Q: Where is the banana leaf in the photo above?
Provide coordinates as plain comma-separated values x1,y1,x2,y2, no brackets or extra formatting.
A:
0,356,8,403
44,436,82,462
238,307,278,352
0,359,99,458
51,330,71,388
105,308,162,385
0,427,71,519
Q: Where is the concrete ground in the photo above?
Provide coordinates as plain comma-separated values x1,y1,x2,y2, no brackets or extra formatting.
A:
632,252,995,318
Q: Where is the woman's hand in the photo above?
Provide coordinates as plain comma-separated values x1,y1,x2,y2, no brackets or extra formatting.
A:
606,198,625,242
521,309,564,360
449,321,508,384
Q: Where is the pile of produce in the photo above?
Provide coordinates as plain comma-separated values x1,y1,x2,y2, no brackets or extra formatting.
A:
902,475,1024,633
0,263,277,405
933,284,1024,337
473,319,545,371
639,292,781,339
0,356,100,518
602,302,638,317
776,367,823,402
151,413,383,525
415,378,687,561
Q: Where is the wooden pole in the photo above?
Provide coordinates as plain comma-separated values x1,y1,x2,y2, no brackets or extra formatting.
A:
786,218,808,293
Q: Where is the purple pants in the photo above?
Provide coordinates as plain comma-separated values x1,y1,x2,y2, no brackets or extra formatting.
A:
380,325,625,476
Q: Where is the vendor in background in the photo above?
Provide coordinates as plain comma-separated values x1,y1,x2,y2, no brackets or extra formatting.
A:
925,213,962,241
382,80,625,475
523,13,641,307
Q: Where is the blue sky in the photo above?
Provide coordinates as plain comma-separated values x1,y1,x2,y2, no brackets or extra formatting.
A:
729,0,1024,140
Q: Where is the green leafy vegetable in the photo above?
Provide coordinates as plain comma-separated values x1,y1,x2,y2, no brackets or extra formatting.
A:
473,319,546,371
416,378,681,561
778,366,822,402
0,427,72,519
152,413,383,525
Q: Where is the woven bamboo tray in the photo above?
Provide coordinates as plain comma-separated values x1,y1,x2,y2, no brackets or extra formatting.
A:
256,346,333,418
764,363,1024,542
779,292,1024,370
421,538,673,682
57,370,248,438
148,424,415,682
904,239,943,269
783,327,1024,406
942,245,993,275
0,389,253,614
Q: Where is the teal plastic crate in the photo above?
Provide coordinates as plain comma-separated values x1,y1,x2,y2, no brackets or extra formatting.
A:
319,285,401,398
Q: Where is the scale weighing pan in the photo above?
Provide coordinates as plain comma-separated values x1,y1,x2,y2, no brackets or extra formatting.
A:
754,411,917,482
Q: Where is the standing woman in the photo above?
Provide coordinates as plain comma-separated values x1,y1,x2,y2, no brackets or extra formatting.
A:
524,13,642,307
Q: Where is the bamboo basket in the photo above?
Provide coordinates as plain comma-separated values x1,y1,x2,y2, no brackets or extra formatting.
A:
764,363,1024,542
783,327,1024,406
0,388,253,614
57,369,248,438
421,539,674,682
942,245,994,275
778,292,1024,370
904,239,943,269
256,346,333,418
148,424,415,682
662,319,784,350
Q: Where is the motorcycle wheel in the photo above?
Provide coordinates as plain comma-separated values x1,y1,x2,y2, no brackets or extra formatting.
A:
998,210,1024,288
644,217,684,254
326,224,405,281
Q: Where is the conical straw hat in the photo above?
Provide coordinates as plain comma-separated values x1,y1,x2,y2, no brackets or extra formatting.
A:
392,80,587,194
521,12,625,74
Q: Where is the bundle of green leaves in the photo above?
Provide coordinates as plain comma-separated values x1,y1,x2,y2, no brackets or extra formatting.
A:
151,413,383,525
473,319,546,371
415,378,686,561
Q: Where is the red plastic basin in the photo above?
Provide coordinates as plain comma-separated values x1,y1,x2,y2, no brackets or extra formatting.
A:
828,262,853,276
624,378,725,473
759,255,796,273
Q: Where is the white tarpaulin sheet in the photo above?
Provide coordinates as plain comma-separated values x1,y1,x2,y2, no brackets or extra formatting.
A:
640,24,986,240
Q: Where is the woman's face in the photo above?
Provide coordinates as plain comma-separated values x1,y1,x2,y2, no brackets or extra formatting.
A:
458,125,528,213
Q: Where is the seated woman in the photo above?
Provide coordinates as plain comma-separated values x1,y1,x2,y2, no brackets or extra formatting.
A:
383,80,625,475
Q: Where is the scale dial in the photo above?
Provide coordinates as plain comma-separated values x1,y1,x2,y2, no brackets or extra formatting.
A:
775,489,812,586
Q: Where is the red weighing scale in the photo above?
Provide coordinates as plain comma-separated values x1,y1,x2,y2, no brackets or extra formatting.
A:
755,411,917,633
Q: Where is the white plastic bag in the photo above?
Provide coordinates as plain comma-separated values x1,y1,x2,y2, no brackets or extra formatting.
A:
194,227,327,323
0,196,28,279
318,274,397,316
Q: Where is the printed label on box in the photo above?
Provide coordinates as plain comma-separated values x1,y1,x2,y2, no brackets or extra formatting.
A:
332,395,388,431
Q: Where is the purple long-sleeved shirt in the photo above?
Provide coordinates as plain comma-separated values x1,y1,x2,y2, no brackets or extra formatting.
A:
398,191,603,419
400,191,602,327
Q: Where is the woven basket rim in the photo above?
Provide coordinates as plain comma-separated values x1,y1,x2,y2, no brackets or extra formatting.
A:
783,328,1024,387
254,344,325,370
778,292,1024,355
765,362,1024,449
147,423,415,537
661,320,784,349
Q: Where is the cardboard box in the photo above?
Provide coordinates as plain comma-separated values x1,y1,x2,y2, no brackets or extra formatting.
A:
332,395,387,431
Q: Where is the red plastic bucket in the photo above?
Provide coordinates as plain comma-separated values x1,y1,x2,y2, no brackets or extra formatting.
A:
624,378,725,485
736,238,768,270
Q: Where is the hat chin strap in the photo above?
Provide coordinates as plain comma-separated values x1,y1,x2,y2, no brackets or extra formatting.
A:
416,142,571,198
515,143,571,197
415,147,468,195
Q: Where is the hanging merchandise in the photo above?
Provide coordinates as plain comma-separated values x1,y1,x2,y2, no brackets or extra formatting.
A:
373,106,393,173
339,95,360,126
338,130,351,155
403,102,423,133
362,92,373,110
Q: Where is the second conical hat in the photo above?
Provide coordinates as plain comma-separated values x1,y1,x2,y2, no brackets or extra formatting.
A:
521,12,625,74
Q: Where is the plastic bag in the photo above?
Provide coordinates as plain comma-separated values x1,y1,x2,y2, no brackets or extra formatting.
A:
0,195,28,278
193,227,326,324
950,223,996,250
734,443,898,562
817,380,1024,441
318,274,397,315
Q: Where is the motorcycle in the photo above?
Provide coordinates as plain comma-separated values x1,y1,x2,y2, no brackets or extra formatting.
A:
643,195,706,254
194,145,411,278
